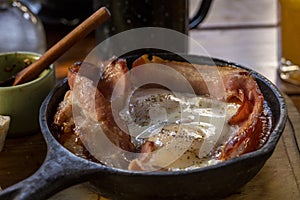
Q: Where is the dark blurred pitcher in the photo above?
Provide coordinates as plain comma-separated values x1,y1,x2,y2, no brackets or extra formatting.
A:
93,0,213,53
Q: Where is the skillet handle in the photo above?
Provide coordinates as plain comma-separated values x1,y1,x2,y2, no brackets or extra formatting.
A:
0,147,102,200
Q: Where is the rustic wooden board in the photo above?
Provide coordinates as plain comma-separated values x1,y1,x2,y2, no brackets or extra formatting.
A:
189,25,300,95
195,0,279,28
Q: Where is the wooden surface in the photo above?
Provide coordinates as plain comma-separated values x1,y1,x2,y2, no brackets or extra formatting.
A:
1,0,300,199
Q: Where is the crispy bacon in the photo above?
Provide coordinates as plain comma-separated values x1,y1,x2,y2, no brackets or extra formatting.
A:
66,60,133,152
218,72,264,160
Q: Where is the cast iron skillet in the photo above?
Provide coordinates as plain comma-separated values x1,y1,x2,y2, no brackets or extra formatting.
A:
0,54,287,200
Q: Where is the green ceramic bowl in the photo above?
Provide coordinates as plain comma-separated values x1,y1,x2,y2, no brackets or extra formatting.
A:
0,52,55,137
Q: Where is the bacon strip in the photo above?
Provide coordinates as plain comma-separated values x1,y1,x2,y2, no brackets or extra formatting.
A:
218,72,264,160
67,60,134,152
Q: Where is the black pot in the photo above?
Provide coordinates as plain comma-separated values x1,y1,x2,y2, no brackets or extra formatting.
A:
0,54,287,200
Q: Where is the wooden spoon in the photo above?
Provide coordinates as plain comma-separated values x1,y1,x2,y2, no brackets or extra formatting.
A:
13,7,110,86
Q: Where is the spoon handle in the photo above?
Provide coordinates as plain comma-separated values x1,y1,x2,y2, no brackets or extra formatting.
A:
13,7,110,86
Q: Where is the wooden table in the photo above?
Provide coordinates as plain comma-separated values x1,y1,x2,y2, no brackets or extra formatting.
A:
1,0,300,199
